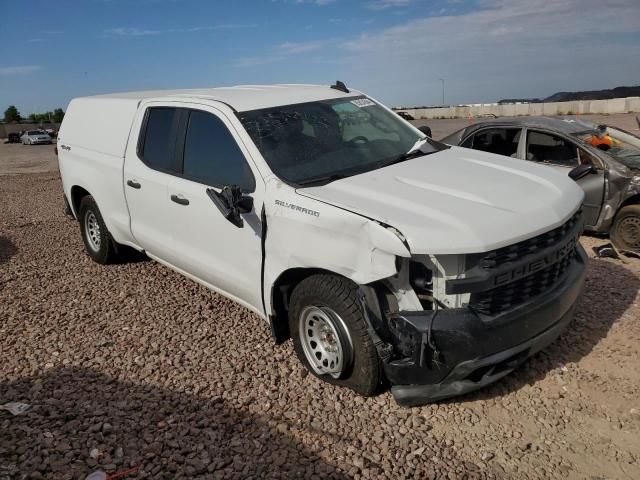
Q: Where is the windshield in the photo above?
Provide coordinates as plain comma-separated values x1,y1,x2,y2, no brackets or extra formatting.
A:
28,130,44,135
576,126,640,169
238,96,445,185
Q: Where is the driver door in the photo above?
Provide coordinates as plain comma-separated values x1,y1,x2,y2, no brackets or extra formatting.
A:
524,129,605,227
166,106,265,314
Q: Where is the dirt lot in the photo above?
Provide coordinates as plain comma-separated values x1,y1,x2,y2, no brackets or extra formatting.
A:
0,142,58,175
1,121,640,479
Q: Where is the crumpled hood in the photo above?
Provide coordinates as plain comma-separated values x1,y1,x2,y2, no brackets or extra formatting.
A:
298,146,584,254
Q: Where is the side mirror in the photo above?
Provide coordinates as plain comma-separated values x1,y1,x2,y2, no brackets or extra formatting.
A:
418,125,432,138
568,164,596,181
206,185,253,228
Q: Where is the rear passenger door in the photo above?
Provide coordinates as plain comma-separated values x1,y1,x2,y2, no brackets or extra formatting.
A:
166,106,265,313
124,105,181,259
525,129,605,227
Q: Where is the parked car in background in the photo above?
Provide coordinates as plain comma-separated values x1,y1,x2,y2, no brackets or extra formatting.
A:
396,111,432,137
57,84,586,406
6,133,21,144
442,117,640,252
21,130,53,145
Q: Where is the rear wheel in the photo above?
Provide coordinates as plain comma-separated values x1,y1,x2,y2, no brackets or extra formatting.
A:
78,195,119,264
288,274,382,396
611,205,640,253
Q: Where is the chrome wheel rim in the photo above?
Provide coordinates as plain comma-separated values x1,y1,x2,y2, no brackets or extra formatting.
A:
85,211,101,252
620,216,640,249
299,306,352,379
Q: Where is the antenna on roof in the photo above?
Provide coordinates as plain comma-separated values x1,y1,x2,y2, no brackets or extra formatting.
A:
331,81,350,94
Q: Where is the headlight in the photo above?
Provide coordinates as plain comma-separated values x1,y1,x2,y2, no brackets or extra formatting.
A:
630,176,640,187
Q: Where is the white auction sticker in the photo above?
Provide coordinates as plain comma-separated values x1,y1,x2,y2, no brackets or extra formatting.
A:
350,98,376,108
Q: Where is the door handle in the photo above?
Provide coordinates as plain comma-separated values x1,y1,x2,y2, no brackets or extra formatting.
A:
127,180,141,189
171,194,189,206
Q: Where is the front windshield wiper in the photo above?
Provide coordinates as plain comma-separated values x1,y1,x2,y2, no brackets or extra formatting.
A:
295,138,450,187
296,173,351,187
385,137,443,167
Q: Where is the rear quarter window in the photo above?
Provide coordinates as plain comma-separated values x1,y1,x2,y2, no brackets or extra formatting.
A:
139,107,180,172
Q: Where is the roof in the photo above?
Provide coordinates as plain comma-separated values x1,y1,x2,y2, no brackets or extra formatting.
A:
464,116,599,135
86,84,361,112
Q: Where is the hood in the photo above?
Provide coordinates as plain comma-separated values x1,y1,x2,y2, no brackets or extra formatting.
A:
298,147,584,254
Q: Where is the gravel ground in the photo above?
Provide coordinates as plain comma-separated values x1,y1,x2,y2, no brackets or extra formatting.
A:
1,173,640,478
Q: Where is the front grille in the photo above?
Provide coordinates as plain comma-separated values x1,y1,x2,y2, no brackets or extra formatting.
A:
470,251,574,315
468,210,582,316
479,209,582,270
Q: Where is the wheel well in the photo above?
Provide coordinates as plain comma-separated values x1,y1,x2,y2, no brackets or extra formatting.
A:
70,186,90,219
270,268,354,344
270,268,326,343
269,268,395,345
619,194,640,211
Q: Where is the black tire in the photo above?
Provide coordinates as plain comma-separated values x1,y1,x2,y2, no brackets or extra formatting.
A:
610,205,640,253
288,274,382,396
78,195,119,264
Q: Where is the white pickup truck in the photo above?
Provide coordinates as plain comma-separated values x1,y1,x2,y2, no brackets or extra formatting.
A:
57,83,587,406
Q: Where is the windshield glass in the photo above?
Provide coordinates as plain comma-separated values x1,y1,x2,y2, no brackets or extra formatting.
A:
28,130,44,135
238,96,445,185
576,126,640,169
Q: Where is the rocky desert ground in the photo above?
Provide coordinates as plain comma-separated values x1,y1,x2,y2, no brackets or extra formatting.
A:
1,117,639,479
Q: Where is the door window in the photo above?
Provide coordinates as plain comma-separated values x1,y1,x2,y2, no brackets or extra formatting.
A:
469,128,521,157
139,107,180,172
526,131,578,167
578,148,603,169
182,110,255,192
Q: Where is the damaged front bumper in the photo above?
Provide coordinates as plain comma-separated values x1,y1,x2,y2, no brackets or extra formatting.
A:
384,245,587,407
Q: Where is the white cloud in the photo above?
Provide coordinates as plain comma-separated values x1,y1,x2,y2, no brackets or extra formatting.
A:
287,0,337,4
104,24,257,37
0,65,43,76
367,0,411,10
235,40,327,67
340,0,640,104
105,27,162,36
278,41,324,54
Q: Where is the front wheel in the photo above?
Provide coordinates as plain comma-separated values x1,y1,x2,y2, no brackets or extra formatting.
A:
611,205,640,252
288,274,382,396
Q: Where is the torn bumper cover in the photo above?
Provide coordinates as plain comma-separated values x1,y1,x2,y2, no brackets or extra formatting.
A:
385,245,587,407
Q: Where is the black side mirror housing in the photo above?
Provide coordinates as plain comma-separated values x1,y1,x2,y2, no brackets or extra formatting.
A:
418,125,432,138
568,164,597,181
206,185,253,228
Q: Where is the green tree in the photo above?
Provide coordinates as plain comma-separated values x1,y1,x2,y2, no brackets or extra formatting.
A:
53,108,65,123
28,113,38,123
4,105,21,123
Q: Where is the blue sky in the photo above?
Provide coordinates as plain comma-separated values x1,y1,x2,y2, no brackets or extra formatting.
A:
1,0,639,114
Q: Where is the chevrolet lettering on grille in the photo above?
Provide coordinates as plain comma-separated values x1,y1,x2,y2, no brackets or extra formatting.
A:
492,234,579,288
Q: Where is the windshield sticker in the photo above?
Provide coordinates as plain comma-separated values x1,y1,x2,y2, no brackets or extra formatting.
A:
350,98,375,108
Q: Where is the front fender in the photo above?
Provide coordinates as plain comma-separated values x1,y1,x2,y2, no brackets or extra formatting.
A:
263,179,411,315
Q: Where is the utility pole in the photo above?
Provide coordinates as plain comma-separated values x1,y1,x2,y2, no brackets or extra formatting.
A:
439,78,445,106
